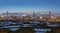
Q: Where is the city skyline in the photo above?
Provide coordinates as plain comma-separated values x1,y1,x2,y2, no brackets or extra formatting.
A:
0,0,60,13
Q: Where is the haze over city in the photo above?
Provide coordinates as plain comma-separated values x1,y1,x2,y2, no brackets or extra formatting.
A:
0,0,60,13
0,0,60,33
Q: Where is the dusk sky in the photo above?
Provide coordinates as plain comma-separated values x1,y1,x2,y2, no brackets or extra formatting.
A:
0,0,60,13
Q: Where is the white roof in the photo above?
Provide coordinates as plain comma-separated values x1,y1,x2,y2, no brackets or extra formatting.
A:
22,14,26,17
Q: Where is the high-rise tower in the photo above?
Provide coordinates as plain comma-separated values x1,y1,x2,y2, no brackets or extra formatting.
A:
49,11,51,19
